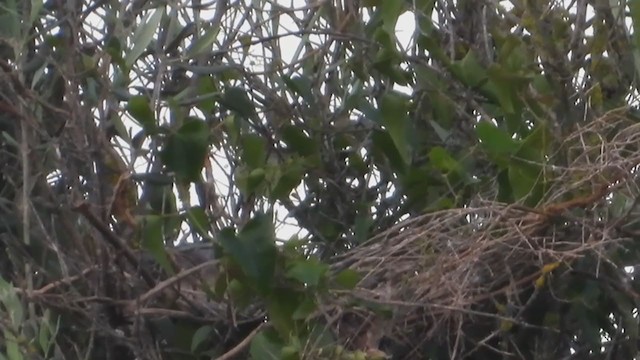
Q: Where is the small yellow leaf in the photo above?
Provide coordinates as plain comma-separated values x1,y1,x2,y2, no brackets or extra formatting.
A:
535,274,546,289
541,262,560,274
500,319,514,332
495,302,507,314
589,83,603,109
99,143,138,234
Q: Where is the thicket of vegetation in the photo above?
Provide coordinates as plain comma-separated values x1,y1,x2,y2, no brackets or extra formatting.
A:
2,0,640,359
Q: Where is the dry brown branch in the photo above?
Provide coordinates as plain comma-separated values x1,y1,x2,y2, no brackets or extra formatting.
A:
15,266,99,295
136,259,218,304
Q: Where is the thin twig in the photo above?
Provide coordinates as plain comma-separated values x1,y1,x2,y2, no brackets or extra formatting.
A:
16,266,99,295
214,322,266,360
73,202,155,287
137,259,218,304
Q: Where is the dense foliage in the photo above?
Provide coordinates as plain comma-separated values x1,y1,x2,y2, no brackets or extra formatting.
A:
2,0,640,359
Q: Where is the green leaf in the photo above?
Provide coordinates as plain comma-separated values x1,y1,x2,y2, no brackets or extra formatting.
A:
224,114,240,144
334,269,361,289
187,24,220,58
185,206,210,238
497,34,531,71
371,28,401,72
219,215,277,295
414,0,436,33
430,93,455,130
508,162,541,205
141,215,174,274
221,86,256,120
280,346,299,360
476,122,519,166
270,161,305,200
354,212,372,244
281,125,317,157
292,296,318,320
379,92,411,165
418,34,450,65
487,75,515,115
283,75,315,107
286,258,329,287
250,329,282,360
160,117,209,182
429,147,461,173
126,95,156,132
487,65,530,116
38,311,51,352
508,125,550,205
0,277,23,329
195,76,218,114
241,133,267,168
38,309,58,355
105,37,124,67
610,193,634,218
303,325,336,352
5,333,22,360
30,0,44,25
266,287,304,336
226,278,255,308
495,169,513,202
517,125,550,162
238,34,252,57
0,0,19,40
451,50,488,88
630,1,640,79
191,325,215,352
380,0,406,33
247,168,266,192
371,130,406,174
125,6,165,66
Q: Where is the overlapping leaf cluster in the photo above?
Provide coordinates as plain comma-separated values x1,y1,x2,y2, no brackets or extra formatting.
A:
1,0,640,359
